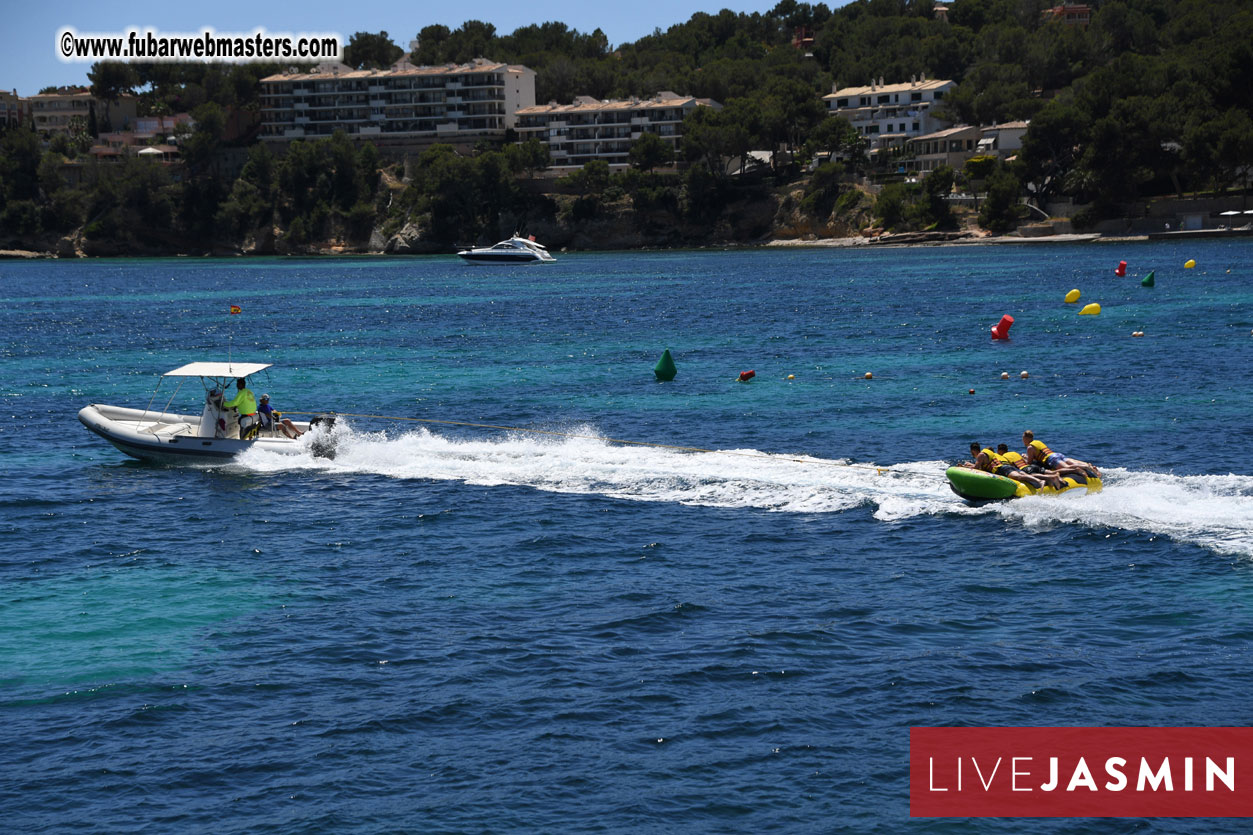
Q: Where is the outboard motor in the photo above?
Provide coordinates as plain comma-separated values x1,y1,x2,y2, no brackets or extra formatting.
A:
200,388,227,438
308,413,338,459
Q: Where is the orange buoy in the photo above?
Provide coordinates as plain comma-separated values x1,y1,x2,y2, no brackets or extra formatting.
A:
991,314,1014,340
737,370,755,382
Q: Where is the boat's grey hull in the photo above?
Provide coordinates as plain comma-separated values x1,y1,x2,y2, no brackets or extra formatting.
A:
78,404,307,465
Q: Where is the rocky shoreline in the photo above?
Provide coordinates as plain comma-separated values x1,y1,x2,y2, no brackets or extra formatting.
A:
6,226,1251,260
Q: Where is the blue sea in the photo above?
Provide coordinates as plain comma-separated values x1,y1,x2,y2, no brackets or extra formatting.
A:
2,242,1252,832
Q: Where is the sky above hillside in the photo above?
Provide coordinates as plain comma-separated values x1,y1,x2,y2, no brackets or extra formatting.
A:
5,0,819,97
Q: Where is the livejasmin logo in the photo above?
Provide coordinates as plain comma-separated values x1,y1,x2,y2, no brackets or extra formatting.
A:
910,727,1253,817
928,752,1234,793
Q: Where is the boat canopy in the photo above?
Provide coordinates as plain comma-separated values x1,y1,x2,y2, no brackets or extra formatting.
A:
163,362,272,378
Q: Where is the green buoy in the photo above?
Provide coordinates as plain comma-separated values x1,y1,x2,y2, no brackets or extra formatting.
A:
654,348,677,381
1141,270,1155,287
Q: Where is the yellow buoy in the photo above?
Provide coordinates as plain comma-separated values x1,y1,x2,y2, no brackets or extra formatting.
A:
1065,289,1081,303
1079,303,1101,315
1020,371,1029,379
864,372,873,380
787,374,795,380
1001,371,1009,380
1132,331,1144,337
1185,259,1196,269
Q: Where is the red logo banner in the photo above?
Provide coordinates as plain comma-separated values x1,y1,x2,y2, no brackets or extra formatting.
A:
911,727,1253,817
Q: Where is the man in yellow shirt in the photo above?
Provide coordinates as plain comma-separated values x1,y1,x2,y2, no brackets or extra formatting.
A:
223,377,259,439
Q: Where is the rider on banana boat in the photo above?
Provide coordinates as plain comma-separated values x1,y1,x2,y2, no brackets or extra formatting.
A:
1022,430,1101,479
963,442,1056,489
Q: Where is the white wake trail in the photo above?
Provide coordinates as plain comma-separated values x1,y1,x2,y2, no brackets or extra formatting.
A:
237,425,1253,557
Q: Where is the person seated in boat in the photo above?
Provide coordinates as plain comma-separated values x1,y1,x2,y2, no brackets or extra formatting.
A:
965,442,1051,489
222,377,259,440
1022,430,1101,478
257,393,303,439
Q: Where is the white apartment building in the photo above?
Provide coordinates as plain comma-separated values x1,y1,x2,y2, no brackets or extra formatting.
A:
259,58,535,149
514,92,720,170
822,76,956,157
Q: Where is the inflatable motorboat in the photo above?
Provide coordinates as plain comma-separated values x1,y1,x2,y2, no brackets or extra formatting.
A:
78,361,336,464
945,466,1102,503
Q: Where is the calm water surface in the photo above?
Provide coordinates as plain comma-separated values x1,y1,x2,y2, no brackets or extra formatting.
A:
2,242,1252,832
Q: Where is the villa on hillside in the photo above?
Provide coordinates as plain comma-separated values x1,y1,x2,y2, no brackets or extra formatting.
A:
905,121,1032,173
514,93,720,171
823,77,956,159
975,120,1029,159
906,125,983,173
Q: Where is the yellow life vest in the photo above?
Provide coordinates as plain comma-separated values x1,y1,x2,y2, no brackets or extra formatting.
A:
978,448,1006,472
1026,439,1053,464
1003,450,1025,466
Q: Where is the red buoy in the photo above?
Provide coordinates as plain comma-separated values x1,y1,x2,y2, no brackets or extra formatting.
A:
990,314,1014,340
1115,260,1127,277
737,370,755,382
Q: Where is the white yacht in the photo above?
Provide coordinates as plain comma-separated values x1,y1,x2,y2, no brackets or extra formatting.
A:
457,235,556,264
78,361,336,464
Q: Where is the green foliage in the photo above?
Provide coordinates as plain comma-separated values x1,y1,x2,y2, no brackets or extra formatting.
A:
914,165,956,229
1,199,41,237
800,160,846,217
628,132,675,172
0,128,42,202
874,182,910,229
505,139,550,176
805,115,861,162
978,166,1025,233
560,160,611,196
343,32,404,70
962,154,998,183
681,162,724,220
81,156,176,246
871,165,957,231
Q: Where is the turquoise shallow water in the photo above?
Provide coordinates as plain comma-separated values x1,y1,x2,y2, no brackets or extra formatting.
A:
2,242,1253,832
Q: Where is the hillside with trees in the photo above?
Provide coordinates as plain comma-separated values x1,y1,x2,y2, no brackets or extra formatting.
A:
2,0,1250,255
